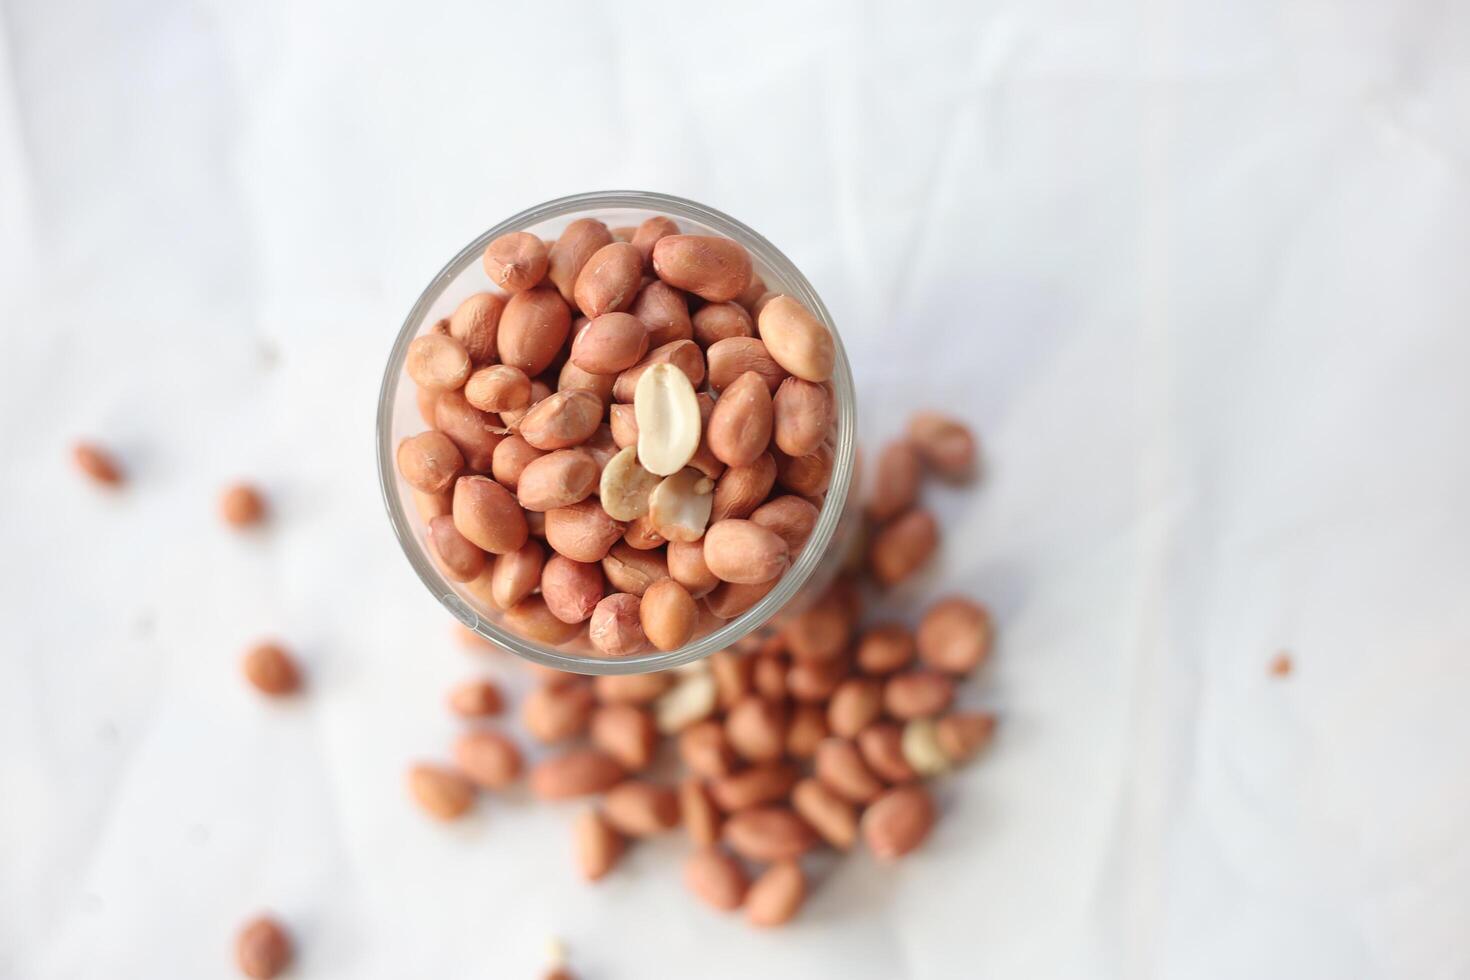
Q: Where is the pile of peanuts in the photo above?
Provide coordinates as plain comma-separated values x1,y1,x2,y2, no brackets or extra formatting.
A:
397,213,844,656
409,408,992,930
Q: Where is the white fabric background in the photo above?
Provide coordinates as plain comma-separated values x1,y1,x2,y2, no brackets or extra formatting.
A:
2,0,1468,977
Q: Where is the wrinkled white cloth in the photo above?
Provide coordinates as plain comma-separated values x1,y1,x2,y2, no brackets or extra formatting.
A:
2,0,1468,976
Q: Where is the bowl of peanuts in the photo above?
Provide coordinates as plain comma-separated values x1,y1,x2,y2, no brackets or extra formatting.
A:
378,191,860,675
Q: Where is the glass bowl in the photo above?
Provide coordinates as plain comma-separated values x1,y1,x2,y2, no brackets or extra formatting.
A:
377,190,858,674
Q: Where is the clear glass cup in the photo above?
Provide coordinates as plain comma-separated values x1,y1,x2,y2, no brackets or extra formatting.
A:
377,191,858,674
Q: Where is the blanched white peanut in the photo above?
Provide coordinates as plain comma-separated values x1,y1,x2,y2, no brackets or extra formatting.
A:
518,390,604,450
573,242,643,317
547,218,613,305
545,498,626,562
652,235,753,303
706,371,774,468
498,287,571,376
588,592,647,657
448,292,504,364
516,448,599,512
706,337,786,394
629,279,692,348
710,453,777,523
749,495,819,554
465,364,532,413
640,579,697,651
571,312,649,375
900,718,951,776
482,231,548,293
702,519,790,585
654,669,717,733
772,378,833,457
635,363,702,476
648,467,715,543
757,295,834,383
599,445,661,521
406,333,472,391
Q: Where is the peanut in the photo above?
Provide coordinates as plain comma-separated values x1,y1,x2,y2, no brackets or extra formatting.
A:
447,679,504,718
465,363,532,413
600,541,669,595
749,494,819,553
518,390,604,450
408,763,475,820
220,483,267,529
784,702,829,758
867,440,921,522
757,295,834,382
449,292,504,363
570,312,649,374
702,519,789,585
613,339,706,402
603,780,680,835
558,358,617,408
652,235,752,303
678,720,737,779
540,555,606,624
504,595,582,645
517,448,599,512
774,443,834,497
725,696,787,762
544,498,625,562
772,378,833,457
498,286,572,376
635,362,702,476
868,508,938,586
709,763,796,811
753,654,788,701
703,578,776,619
722,806,816,862
784,589,853,661
406,332,472,391
523,677,595,742
530,748,625,799
397,431,463,493
907,411,978,482
917,597,992,674
453,729,523,788
609,403,638,447
692,301,754,347
487,540,544,609
242,642,300,696
787,656,848,702
707,372,774,468
434,390,505,471
598,445,661,522
547,218,613,305
490,434,544,490
648,467,714,543
413,488,451,523
706,336,786,393
684,847,748,911
680,778,722,846
856,624,916,675
622,513,666,550
746,861,805,928
710,649,754,708
452,475,529,555
861,784,935,860
883,670,955,719
428,514,487,581
791,778,857,851
590,704,658,771
667,538,720,598
588,593,647,657
593,671,672,705
573,242,643,317
860,722,918,783
814,737,884,804
235,916,292,980
630,215,678,270
639,579,698,651
574,807,624,881
482,232,548,294
827,677,883,738
628,279,692,347
935,711,996,763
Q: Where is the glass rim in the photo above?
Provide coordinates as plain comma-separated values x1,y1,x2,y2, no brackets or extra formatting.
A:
376,190,856,675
